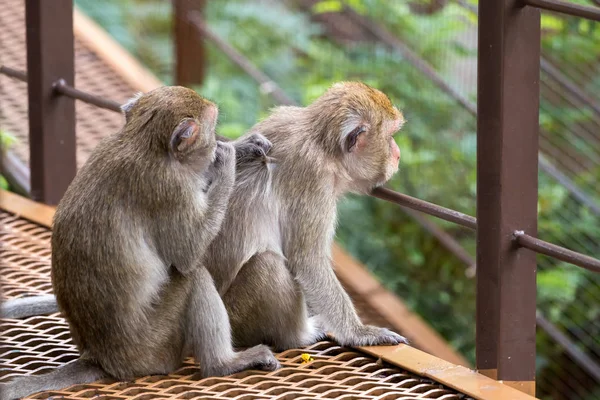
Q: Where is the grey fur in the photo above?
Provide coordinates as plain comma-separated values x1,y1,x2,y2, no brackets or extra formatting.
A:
1,294,58,319
0,87,279,400
0,360,105,400
206,82,409,350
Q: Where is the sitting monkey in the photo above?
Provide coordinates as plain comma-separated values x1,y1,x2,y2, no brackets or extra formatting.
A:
205,82,408,350
0,86,278,400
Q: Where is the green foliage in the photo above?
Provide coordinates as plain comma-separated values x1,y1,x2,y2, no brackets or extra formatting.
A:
0,175,8,191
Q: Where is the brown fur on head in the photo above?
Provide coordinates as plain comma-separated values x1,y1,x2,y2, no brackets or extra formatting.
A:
307,81,404,193
121,86,218,163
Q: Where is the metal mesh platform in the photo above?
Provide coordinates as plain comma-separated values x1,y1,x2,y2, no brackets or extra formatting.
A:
0,209,472,399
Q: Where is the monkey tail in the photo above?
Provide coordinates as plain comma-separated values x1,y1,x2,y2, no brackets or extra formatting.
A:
0,359,106,400
1,294,59,319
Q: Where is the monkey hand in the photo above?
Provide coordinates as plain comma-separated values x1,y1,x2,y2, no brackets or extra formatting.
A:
212,141,236,168
206,141,236,196
233,133,274,165
336,324,409,347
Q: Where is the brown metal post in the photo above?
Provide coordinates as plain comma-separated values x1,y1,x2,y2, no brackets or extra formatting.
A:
174,0,206,86
476,0,539,396
25,0,76,205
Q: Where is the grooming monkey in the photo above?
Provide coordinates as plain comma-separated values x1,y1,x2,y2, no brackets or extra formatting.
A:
1,82,406,354
207,82,408,350
0,86,278,400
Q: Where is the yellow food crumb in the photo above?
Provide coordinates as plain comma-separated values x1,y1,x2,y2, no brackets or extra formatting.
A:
301,353,314,363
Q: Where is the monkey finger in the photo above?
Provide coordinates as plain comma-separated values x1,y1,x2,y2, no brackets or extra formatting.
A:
247,133,273,154
252,146,267,158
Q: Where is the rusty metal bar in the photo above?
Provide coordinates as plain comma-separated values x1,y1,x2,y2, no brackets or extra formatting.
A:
1,66,122,112
174,0,206,86
371,187,477,230
25,0,77,206
188,11,296,106
0,65,27,81
477,0,539,392
515,232,600,273
523,0,600,21
1,64,222,146
53,79,122,112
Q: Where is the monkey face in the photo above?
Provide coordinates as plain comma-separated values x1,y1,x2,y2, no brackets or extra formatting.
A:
332,84,404,193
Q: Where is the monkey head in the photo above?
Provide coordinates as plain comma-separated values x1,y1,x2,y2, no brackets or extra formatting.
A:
311,82,404,193
120,86,219,166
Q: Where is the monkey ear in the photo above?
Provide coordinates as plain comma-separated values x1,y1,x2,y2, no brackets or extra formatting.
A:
344,126,366,153
170,118,200,155
121,92,144,121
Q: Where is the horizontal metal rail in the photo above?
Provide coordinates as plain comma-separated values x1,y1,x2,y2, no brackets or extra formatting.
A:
523,0,600,21
0,65,27,81
514,231,600,273
53,79,122,112
374,190,600,273
1,66,122,113
371,187,477,230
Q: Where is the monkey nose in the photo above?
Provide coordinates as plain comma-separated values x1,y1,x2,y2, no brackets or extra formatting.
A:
391,141,401,161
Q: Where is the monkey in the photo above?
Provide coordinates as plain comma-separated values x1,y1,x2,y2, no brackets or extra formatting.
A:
204,81,408,351
0,86,279,400
2,82,406,353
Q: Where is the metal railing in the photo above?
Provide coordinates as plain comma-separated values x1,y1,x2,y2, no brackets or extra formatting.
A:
1,0,599,396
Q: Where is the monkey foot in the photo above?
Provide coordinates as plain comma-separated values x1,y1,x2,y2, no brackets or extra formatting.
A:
336,325,410,347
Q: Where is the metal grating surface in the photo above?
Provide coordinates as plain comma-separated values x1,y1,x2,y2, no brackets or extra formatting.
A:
0,210,472,399
0,0,134,169
0,211,53,299
2,319,469,400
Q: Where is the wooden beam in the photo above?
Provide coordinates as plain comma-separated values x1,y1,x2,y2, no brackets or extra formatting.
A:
25,0,76,205
174,0,206,86
476,0,539,392
0,189,55,227
360,344,537,400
